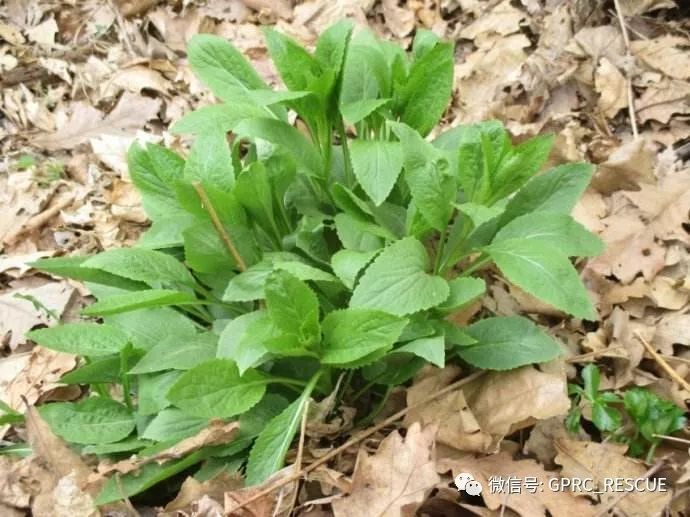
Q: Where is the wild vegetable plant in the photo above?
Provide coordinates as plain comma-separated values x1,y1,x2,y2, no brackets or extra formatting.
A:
25,21,604,503
567,364,686,462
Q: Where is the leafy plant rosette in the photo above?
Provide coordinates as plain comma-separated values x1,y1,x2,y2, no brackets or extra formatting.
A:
25,22,604,503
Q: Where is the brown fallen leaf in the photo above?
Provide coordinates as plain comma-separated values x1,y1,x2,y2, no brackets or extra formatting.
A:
162,471,242,515
595,57,628,119
5,347,78,410
554,439,672,516
405,366,492,452
620,0,676,15
632,36,690,81
33,92,161,151
381,0,415,38
463,366,571,438
331,422,440,517
439,452,596,517
224,465,298,517
590,138,656,195
95,420,239,478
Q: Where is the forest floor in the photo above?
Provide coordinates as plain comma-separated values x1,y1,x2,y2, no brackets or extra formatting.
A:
1,0,689,515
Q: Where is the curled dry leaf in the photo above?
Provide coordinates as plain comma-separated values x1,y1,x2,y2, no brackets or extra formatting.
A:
555,439,672,516
96,420,240,478
590,138,656,195
439,452,596,517
331,423,440,517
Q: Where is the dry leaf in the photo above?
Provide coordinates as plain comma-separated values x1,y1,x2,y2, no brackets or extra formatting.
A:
459,0,526,42
162,472,242,515
26,16,58,46
33,92,161,151
633,36,690,80
463,366,571,438
595,58,627,118
439,452,596,517
620,0,676,15
555,439,672,516
636,79,690,124
591,138,656,194
5,347,78,410
224,465,298,517
96,420,239,477
381,0,415,38
0,281,76,350
332,423,440,517
405,366,492,452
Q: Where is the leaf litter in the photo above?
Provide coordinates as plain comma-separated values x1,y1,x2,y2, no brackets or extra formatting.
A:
1,0,689,515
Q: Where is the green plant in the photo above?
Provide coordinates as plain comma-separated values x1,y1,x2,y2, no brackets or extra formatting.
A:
24,22,603,503
567,365,686,462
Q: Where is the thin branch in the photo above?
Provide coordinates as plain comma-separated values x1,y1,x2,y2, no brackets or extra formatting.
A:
192,182,247,272
634,331,690,393
652,434,690,446
225,370,486,515
612,0,639,138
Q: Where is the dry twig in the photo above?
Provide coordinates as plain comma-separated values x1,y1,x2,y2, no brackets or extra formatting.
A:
634,331,690,393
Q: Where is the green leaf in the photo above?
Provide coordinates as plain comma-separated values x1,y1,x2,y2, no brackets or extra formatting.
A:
395,335,445,368
500,163,594,224
217,311,272,374
105,307,197,351
399,41,454,136
390,122,455,230
485,240,596,319
138,371,180,416
592,402,621,432
320,308,407,366
340,98,390,125
82,289,198,316
60,356,121,384
183,221,234,273
187,34,268,101
457,316,562,370
245,389,311,485
130,333,217,374
84,248,195,288
331,249,378,289
492,213,604,257
30,256,146,291
437,277,486,313
128,142,185,221
171,104,266,135
264,28,320,91
167,359,268,418
27,323,129,356
315,20,354,72
490,134,553,202
234,118,322,178
184,132,234,191
142,408,207,442
265,270,320,346
581,363,600,400
349,140,404,206
222,261,273,302
235,162,276,237
82,439,150,455
40,398,135,444
350,237,449,316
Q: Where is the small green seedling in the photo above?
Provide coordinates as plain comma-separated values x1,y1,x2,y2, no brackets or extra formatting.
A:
24,22,604,503
567,364,686,462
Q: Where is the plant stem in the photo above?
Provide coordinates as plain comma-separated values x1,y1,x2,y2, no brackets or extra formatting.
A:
433,231,447,275
270,377,309,389
460,254,491,277
357,385,393,427
337,118,354,188
192,182,247,272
